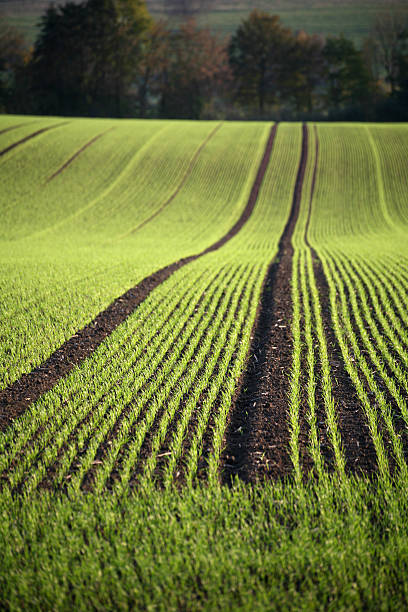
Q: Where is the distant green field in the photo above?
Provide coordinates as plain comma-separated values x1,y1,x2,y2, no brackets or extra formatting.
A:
195,5,408,44
2,0,408,45
1,115,408,609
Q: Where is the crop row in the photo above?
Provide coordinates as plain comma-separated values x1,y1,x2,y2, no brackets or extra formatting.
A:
0,258,266,495
303,124,408,484
0,118,271,389
1,120,407,491
0,121,302,492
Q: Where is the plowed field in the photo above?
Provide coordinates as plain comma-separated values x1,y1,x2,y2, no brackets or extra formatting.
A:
1,116,408,610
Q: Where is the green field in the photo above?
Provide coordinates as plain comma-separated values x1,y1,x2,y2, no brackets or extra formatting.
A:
1,116,408,609
2,0,408,45
194,5,408,44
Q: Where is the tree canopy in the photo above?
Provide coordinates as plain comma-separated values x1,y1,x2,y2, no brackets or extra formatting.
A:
30,0,151,116
229,11,293,114
1,4,407,120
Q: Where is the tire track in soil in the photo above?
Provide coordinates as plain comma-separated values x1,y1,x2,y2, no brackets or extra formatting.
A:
222,123,379,483
46,128,115,182
0,122,70,158
324,254,400,475
222,123,308,483
305,126,377,475
311,258,378,474
122,122,223,238
0,124,278,432
0,122,34,137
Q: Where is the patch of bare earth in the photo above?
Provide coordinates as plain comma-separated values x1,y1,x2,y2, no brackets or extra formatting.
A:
222,124,308,483
222,124,383,483
0,125,278,436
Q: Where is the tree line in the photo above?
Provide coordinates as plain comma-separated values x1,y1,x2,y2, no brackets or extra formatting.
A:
0,0,407,120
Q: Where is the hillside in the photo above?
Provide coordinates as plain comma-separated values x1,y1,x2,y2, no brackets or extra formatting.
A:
1,0,407,45
1,114,408,609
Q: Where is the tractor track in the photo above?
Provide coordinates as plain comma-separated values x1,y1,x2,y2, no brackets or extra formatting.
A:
46,128,115,182
0,122,69,158
125,122,223,236
222,123,383,483
222,123,308,483
0,124,278,431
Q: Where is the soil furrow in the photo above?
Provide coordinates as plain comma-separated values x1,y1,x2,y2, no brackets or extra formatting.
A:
302,127,378,475
127,122,223,236
324,253,397,474
0,124,278,431
304,128,378,475
46,128,115,182
311,256,378,474
222,123,308,483
0,123,32,137
0,122,69,158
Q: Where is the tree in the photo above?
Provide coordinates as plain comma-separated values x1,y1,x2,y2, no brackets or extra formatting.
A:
0,19,29,111
157,19,230,119
395,51,408,115
367,10,408,94
136,20,170,117
288,31,325,113
30,3,89,115
323,35,372,113
228,11,293,115
29,0,151,116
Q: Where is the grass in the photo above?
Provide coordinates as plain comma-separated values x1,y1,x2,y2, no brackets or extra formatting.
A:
195,5,408,46
1,478,408,610
307,123,408,485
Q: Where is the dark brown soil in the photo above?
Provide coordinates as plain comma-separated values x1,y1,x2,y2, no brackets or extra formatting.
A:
222,123,382,483
0,123,32,137
46,128,114,182
0,122,69,157
0,124,278,432
305,126,377,475
311,256,378,474
324,254,403,473
222,123,308,483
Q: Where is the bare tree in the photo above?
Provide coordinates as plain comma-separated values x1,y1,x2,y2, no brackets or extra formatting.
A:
368,9,408,93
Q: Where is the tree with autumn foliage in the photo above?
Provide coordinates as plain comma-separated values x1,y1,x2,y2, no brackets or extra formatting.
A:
156,20,230,119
